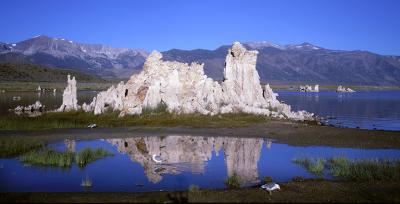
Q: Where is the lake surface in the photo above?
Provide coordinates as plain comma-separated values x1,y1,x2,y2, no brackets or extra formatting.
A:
276,90,400,131
1,135,400,192
0,91,97,115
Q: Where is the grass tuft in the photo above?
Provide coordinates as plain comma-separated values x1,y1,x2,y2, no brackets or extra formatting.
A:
19,147,113,168
0,137,44,157
224,173,242,189
20,149,74,167
328,158,400,182
293,158,326,175
293,156,400,182
75,148,114,168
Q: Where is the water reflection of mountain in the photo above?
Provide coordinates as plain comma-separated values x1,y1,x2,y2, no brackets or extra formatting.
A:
107,136,267,184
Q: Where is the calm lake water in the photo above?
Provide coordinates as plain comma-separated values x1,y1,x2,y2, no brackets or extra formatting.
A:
0,91,97,115
1,135,400,192
276,90,400,131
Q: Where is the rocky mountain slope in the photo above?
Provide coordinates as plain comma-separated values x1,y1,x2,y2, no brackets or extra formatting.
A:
0,35,147,79
1,36,400,85
0,63,105,82
163,42,400,85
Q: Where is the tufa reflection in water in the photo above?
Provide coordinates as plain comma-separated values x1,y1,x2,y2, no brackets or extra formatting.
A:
107,135,271,185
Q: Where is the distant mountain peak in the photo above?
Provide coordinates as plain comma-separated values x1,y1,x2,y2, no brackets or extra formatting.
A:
245,41,323,51
0,35,149,78
245,41,286,50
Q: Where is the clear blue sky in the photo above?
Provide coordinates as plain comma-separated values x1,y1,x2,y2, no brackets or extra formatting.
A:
1,0,399,55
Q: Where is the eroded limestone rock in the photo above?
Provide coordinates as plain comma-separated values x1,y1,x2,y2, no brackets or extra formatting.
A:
12,101,44,117
58,75,79,112
299,84,319,92
337,85,355,93
70,42,313,121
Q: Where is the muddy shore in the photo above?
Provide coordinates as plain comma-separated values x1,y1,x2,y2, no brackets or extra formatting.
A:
1,180,399,203
1,120,400,149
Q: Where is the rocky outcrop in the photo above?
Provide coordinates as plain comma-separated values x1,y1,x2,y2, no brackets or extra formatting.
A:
337,85,355,93
13,101,44,117
299,84,319,92
57,75,79,112
61,42,313,121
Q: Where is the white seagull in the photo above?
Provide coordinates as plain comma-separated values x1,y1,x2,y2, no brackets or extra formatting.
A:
152,154,162,163
261,183,280,195
87,124,97,128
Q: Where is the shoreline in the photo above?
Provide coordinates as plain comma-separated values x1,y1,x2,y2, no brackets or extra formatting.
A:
1,179,399,203
1,81,399,92
1,120,400,149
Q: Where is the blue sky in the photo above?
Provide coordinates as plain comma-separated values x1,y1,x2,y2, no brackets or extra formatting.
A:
0,0,399,55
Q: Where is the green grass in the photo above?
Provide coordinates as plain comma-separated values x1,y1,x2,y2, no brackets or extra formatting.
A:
0,109,267,131
20,149,74,167
0,137,44,157
292,158,326,175
75,148,114,168
188,185,201,195
224,173,242,189
328,157,400,182
263,176,273,183
19,147,113,168
293,156,400,182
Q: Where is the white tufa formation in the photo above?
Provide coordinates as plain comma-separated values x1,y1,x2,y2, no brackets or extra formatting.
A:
299,84,319,92
337,85,355,93
58,75,79,112
60,42,314,121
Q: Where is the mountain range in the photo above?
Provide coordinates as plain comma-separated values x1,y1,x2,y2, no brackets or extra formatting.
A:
1,35,400,85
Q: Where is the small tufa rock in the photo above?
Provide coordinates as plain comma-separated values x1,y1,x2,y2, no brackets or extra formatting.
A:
13,101,44,116
57,75,80,112
337,85,355,93
299,84,319,92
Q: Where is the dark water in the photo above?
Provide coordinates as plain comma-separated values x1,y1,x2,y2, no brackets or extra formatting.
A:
0,91,97,115
276,90,400,131
1,135,400,192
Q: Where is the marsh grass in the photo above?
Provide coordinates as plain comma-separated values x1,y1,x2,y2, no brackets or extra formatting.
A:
224,173,242,189
328,157,400,182
293,158,326,175
293,156,400,182
188,185,201,195
20,147,113,168
0,137,44,157
20,150,74,167
75,148,114,168
0,109,267,131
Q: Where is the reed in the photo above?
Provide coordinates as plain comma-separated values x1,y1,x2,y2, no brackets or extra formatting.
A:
293,156,400,181
75,148,113,168
20,149,74,167
0,137,44,157
224,173,242,189
19,147,113,168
